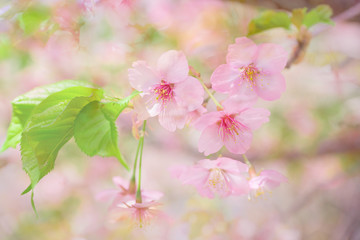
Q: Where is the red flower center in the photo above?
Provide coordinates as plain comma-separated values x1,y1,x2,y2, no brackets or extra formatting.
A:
218,114,247,141
239,63,260,86
153,80,174,105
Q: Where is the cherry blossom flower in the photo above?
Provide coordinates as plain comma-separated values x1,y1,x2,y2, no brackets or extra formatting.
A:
194,102,270,156
110,199,162,228
96,176,163,208
211,37,288,101
248,168,288,199
128,50,204,131
171,157,249,198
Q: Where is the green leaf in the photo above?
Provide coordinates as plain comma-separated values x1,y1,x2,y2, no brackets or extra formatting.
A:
0,36,13,60
1,80,94,153
303,5,334,28
21,86,103,190
74,91,139,170
248,10,291,35
291,8,307,30
18,5,51,35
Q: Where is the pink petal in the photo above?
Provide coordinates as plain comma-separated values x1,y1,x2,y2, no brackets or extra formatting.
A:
186,105,207,125
198,124,223,156
255,43,288,73
112,176,129,189
133,95,151,121
128,61,160,91
216,157,249,173
197,158,220,170
158,101,187,131
236,107,270,131
226,37,257,67
142,93,162,117
142,190,164,201
173,165,214,198
254,73,286,101
260,170,288,183
174,76,204,111
193,111,222,132
227,173,249,196
157,50,189,83
222,94,257,114
223,129,252,154
210,64,239,93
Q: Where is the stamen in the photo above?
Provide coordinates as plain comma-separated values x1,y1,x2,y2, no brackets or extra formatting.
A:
239,63,260,88
152,80,174,105
206,168,229,194
218,115,248,142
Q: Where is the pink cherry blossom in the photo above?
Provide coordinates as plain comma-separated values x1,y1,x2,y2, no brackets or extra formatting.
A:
211,37,288,101
195,102,270,156
128,50,204,131
110,199,162,228
248,169,288,199
171,157,249,198
96,176,163,208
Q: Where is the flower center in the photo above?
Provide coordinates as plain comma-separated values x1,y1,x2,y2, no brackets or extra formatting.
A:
153,80,174,105
239,63,260,86
218,114,247,141
207,168,229,194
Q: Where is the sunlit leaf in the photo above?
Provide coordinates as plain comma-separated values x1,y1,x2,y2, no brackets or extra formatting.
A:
303,5,334,28
0,36,12,60
74,91,139,170
20,86,103,190
18,5,51,35
1,80,94,152
248,10,291,35
291,8,307,30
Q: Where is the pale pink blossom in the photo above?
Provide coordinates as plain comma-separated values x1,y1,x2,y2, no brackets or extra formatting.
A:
248,169,288,199
96,176,163,208
110,200,162,228
211,37,288,101
195,102,270,156
128,50,204,131
171,157,249,198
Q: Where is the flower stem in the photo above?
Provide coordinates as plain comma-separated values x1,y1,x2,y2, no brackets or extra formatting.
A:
189,66,223,110
242,154,252,167
136,120,146,203
129,137,142,194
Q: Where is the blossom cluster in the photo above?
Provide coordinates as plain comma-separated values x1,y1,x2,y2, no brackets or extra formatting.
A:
100,37,288,227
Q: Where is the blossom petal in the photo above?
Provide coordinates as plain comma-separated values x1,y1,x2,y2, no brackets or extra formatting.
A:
158,101,187,131
142,190,164,201
222,94,257,114
227,173,249,196
157,50,189,83
226,37,257,67
223,129,252,154
172,165,214,198
133,95,151,121
198,124,223,156
257,169,288,189
174,76,204,111
216,157,249,173
128,61,160,91
113,176,129,189
193,111,222,132
197,158,220,170
254,73,286,101
142,93,162,117
236,107,270,131
210,64,239,93
255,43,288,73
